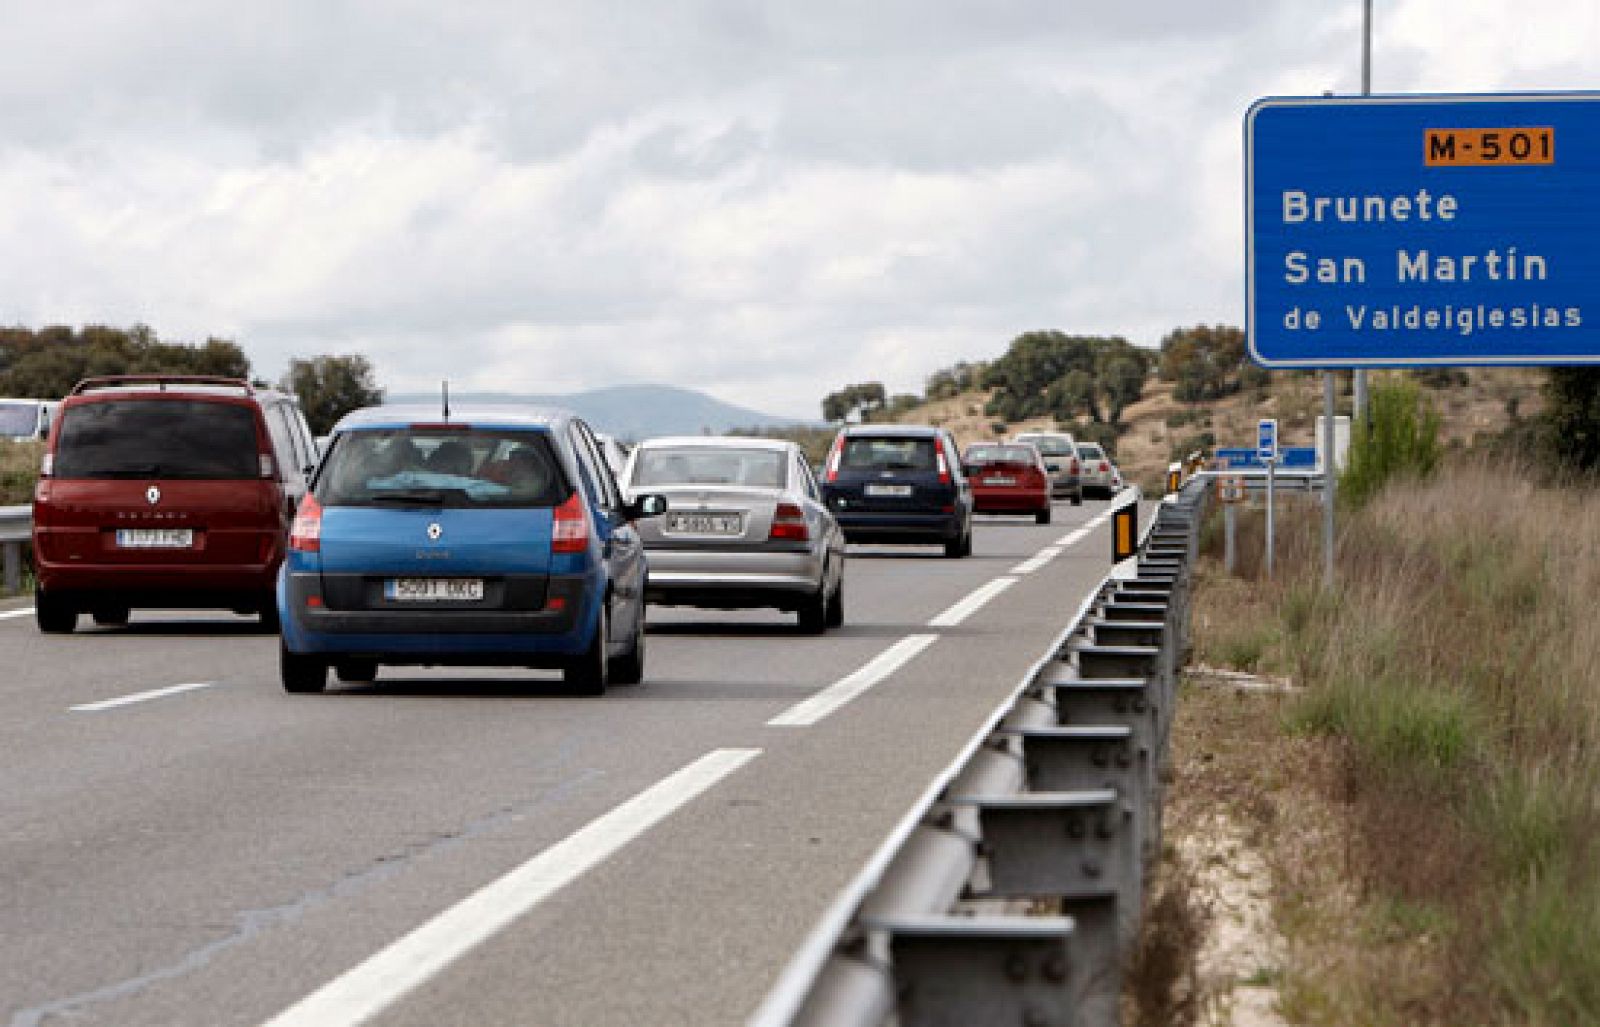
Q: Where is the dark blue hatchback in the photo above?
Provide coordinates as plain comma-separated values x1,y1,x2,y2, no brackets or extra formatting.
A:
277,406,665,694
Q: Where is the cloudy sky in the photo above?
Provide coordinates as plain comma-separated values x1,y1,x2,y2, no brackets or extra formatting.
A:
2,1,1595,418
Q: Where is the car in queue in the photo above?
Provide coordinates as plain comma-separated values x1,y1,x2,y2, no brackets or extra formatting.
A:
277,405,666,695
963,442,1051,524
31,375,317,633
1010,430,1082,505
820,424,973,558
1075,441,1117,499
619,436,846,632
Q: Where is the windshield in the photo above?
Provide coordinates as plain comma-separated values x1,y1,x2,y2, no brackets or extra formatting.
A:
0,402,40,438
632,446,786,488
54,400,259,479
316,428,568,508
842,437,937,472
1016,435,1074,456
1078,444,1105,460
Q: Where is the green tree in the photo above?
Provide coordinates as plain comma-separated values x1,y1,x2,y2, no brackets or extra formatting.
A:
821,382,888,423
1100,354,1148,424
282,354,385,435
1159,325,1248,402
1539,367,1600,473
1340,377,1442,509
0,324,252,398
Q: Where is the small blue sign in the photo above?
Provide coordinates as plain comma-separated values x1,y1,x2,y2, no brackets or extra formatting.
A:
1247,93,1600,367
1257,419,1278,462
1218,446,1315,470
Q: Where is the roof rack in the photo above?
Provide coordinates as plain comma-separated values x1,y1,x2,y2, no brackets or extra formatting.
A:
69,375,257,396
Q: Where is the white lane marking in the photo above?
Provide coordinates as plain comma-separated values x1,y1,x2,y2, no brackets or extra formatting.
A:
0,606,35,621
264,747,762,1027
69,682,216,712
1010,546,1064,575
928,576,1018,628
768,635,939,728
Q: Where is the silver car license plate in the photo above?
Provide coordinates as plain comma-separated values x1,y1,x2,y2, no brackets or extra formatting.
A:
863,484,913,497
115,528,194,548
983,476,1016,486
385,578,485,602
667,513,741,535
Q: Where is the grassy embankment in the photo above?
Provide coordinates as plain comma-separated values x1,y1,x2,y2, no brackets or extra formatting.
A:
1193,461,1600,1024
1,441,41,595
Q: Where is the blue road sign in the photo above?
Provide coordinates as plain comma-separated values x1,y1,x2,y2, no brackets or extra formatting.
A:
1257,419,1278,462
1217,446,1315,470
1246,93,1600,367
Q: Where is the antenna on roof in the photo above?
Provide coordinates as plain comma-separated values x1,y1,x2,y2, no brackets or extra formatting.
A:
442,380,451,421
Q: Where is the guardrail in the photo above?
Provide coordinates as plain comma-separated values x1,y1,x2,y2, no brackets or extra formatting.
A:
0,504,30,595
753,477,1210,1027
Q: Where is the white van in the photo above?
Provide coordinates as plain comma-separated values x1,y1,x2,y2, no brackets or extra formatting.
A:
0,398,57,441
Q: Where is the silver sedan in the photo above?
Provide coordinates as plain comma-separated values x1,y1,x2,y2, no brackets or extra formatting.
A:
620,436,847,632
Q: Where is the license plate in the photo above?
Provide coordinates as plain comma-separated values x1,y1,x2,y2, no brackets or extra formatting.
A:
115,528,193,549
385,578,485,602
864,484,913,497
983,476,1016,486
667,513,742,535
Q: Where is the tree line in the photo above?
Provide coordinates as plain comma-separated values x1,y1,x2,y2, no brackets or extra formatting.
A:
0,325,383,435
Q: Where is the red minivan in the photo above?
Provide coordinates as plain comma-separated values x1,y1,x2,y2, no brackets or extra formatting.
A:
32,376,319,633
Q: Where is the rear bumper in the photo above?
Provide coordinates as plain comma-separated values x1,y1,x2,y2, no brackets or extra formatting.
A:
972,489,1050,513
33,558,279,607
836,511,963,544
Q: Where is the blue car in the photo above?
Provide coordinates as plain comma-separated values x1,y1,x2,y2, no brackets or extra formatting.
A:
277,406,666,695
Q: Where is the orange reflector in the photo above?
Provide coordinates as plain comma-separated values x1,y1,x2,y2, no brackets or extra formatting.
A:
306,595,323,608
1112,505,1138,564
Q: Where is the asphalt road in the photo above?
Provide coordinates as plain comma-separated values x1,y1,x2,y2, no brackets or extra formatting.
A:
1,498,1127,1027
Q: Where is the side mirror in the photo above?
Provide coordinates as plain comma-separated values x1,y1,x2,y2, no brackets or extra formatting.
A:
625,493,669,521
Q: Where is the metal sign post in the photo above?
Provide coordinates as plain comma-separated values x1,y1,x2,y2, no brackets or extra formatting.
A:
1258,419,1278,580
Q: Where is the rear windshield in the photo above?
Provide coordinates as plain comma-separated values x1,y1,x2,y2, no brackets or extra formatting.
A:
316,428,568,508
54,400,260,479
0,402,40,438
966,445,1036,465
632,446,787,488
1078,444,1106,460
1015,435,1074,456
841,436,938,472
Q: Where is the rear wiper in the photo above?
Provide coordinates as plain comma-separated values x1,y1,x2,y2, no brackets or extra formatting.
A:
885,461,921,471
370,489,452,506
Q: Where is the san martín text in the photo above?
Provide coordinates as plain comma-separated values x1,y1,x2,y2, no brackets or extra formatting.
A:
1274,187,1581,337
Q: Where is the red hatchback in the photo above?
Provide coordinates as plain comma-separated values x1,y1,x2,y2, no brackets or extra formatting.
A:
32,376,318,632
963,442,1052,524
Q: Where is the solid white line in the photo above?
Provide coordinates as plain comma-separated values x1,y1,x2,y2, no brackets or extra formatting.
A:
264,747,762,1027
69,682,215,712
0,606,35,621
928,576,1018,628
1010,546,1063,575
768,635,939,727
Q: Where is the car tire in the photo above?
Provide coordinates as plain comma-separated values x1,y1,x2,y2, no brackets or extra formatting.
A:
35,589,76,634
824,575,844,629
797,582,828,634
335,659,378,684
280,644,327,694
1071,489,1083,507
610,609,646,685
945,525,971,559
92,606,130,627
565,606,609,696
1035,507,1052,525
257,599,281,634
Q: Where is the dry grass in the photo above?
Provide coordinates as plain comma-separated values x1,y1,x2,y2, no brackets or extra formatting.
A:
1,439,43,505
1192,459,1600,1024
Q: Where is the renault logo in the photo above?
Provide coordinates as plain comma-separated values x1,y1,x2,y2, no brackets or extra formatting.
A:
145,486,161,505
427,523,443,541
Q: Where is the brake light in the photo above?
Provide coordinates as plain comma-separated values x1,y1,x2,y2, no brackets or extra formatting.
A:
552,492,589,553
769,502,810,542
1070,458,1080,475
289,494,323,553
1099,461,1110,472
936,450,951,485
824,435,845,482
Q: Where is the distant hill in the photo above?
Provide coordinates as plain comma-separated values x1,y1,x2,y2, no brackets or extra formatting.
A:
385,384,818,441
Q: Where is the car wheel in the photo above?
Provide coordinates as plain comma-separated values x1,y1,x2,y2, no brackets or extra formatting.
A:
824,575,844,629
35,589,76,634
1035,506,1052,525
945,525,971,559
565,605,610,695
335,659,378,684
92,606,130,627
1071,489,1083,506
280,644,327,694
610,608,646,685
797,582,828,634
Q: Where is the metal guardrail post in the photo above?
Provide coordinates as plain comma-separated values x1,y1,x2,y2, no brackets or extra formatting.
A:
0,504,33,596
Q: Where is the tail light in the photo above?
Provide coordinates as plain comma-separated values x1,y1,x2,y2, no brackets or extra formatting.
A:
551,492,589,553
1099,461,1110,472
1070,458,1080,475
769,502,810,542
289,494,323,553
824,435,845,482
936,450,951,485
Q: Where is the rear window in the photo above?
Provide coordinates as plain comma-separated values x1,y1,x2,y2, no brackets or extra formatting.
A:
841,436,938,472
966,445,1036,465
1078,444,1105,460
1015,435,1075,457
316,428,568,509
54,400,260,479
632,446,786,488
0,401,41,438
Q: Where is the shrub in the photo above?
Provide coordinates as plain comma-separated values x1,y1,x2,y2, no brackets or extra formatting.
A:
1340,378,1441,508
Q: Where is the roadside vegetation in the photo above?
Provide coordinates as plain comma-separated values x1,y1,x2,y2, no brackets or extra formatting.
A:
1,440,41,506
1190,378,1600,1022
